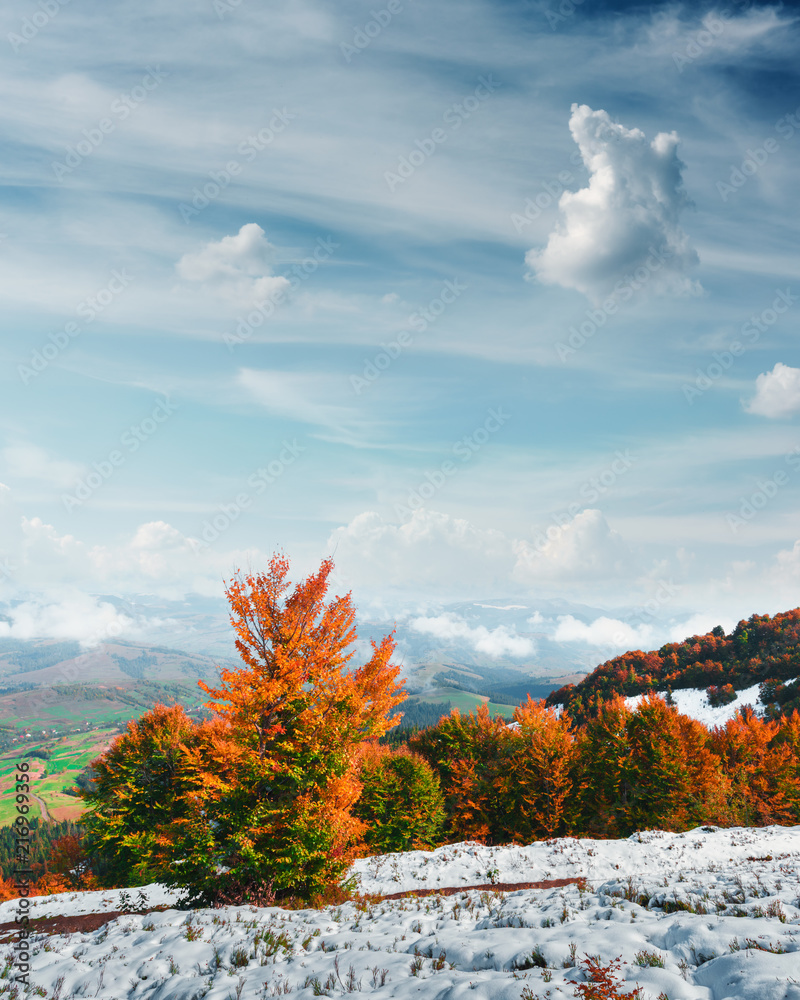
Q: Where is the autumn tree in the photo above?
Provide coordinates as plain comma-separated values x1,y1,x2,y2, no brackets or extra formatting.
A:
411,703,511,843
156,555,406,904
496,697,576,841
709,708,800,825
574,696,632,837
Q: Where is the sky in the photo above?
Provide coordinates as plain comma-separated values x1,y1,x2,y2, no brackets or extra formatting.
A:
1,0,799,651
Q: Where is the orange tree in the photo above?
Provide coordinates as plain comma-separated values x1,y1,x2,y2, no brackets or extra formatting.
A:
410,703,513,843
496,697,576,841
155,555,405,904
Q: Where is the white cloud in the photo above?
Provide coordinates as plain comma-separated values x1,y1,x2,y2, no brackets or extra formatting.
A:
744,362,800,418
513,509,636,582
526,104,699,302
176,223,290,310
553,615,653,648
0,483,269,600
409,612,534,658
667,613,734,644
552,611,738,651
327,509,514,596
1,444,85,489
237,368,355,431
0,592,133,646
644,8,793,61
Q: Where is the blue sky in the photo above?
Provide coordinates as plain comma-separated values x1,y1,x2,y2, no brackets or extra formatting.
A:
1,0,799,648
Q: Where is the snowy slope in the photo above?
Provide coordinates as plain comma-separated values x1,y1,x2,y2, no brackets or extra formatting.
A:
624,684,764,728
2,826,799,1000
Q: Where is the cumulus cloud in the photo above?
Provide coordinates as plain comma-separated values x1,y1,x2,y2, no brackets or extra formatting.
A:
526,104,699,302
553,615,654,648
744,362,800,419
327,509,514,596
667,613,735,644
0,481,271,603
552,611,739,651
0,592,134,646
176,223,290,310
513,509,636,582
409,612,535,658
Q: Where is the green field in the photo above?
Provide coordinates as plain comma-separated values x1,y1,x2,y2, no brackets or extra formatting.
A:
0,728,118,827
407,687,516,717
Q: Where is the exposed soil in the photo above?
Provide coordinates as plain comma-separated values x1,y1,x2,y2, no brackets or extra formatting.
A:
0,906,170,942
0,879,584,939
380,876,584,900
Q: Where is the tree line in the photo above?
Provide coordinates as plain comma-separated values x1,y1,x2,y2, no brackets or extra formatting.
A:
548,609,800,721
2,556,798,906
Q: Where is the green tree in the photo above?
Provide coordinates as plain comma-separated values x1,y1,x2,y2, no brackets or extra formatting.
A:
81,703,197,887
353,745,445,853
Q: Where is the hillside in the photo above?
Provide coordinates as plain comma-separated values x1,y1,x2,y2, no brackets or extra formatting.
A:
546,608,800,721
2,826,798,1000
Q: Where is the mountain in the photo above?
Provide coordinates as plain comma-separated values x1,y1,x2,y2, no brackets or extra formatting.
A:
0,593,659,715
546,607,800,721
0,635,238,733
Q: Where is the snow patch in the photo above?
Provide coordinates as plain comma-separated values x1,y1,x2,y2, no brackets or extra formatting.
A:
624,683,763,727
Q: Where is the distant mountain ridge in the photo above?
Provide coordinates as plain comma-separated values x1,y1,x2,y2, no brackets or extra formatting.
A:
546,608,800,720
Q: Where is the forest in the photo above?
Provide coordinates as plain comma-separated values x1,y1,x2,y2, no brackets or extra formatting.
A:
2,558,799,907
546,609,800,721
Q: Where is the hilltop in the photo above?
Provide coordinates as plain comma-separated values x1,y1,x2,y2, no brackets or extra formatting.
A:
546,608,800,721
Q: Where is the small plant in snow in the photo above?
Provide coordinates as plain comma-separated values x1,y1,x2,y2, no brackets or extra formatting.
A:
634,950,664,968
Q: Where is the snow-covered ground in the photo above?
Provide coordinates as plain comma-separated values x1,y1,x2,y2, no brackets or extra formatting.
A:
624,684,765,728
2,826,799,1000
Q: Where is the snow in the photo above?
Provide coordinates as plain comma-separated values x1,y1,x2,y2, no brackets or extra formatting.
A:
624,683,765,728
3,826,800,999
